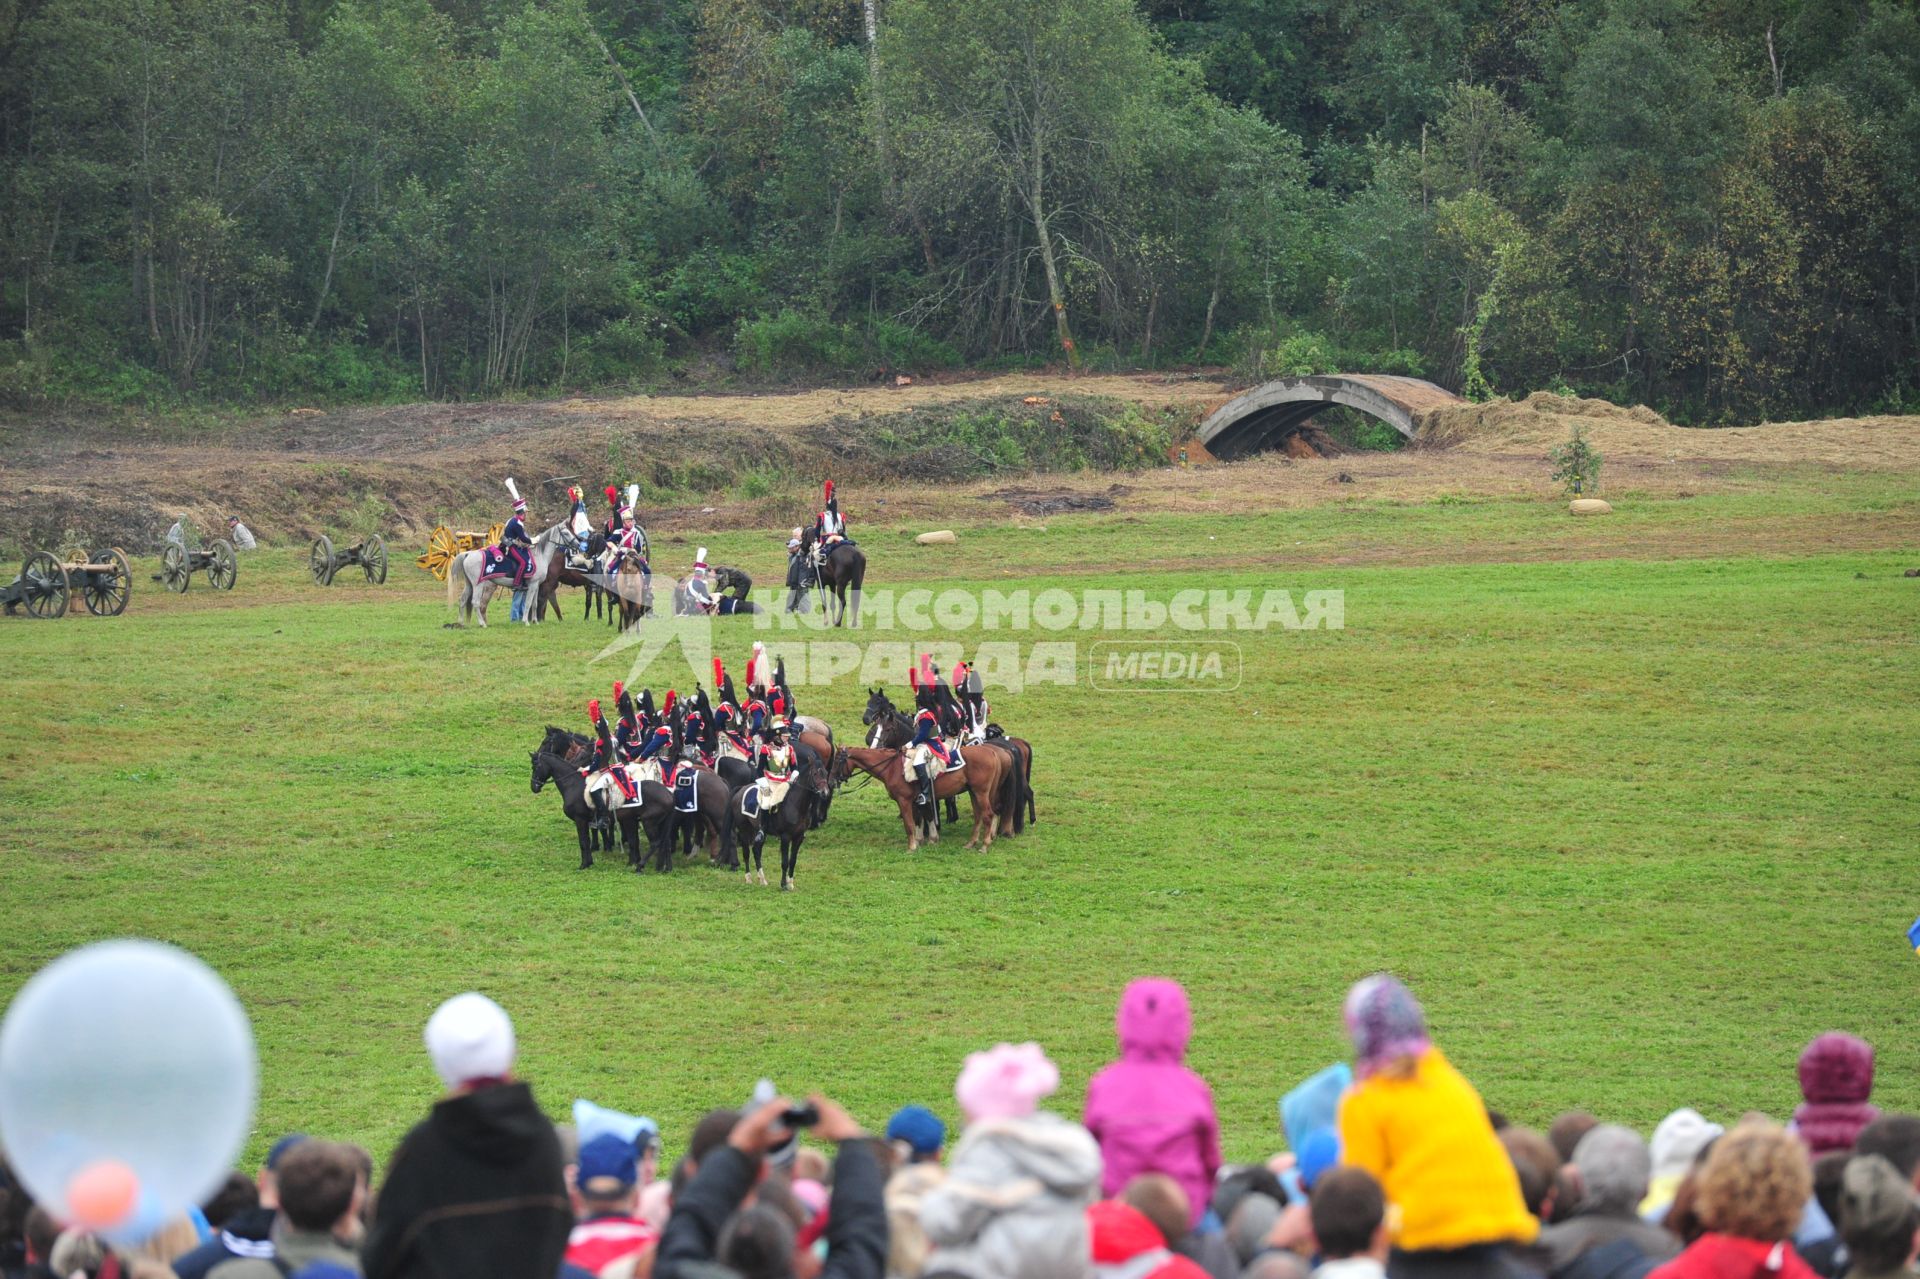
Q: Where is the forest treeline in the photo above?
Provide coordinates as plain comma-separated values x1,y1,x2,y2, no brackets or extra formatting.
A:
1,0,1916,422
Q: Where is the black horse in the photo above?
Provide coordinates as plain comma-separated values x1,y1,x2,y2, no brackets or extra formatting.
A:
720,752,828,890
791,529,865,626
531,750,674,870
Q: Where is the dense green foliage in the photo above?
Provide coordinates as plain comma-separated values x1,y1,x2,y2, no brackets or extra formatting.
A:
2,0,1917,419
3,491,1916,1164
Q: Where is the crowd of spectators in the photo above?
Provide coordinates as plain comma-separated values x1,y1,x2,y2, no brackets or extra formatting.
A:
2,977,1911,1279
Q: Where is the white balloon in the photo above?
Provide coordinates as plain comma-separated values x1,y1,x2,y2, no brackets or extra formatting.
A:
0,940,256,1243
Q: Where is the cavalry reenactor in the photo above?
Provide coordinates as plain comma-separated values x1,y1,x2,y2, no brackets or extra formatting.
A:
686,547,716,613
905,662,957,814
613,681,644,763
953,661,988,744
493,479,533,589
566,486,594,563
815,480,847,549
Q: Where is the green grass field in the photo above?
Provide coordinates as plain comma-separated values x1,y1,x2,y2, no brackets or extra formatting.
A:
4,481,1917,1170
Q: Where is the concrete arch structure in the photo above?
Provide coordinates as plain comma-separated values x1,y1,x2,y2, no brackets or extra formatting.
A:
1197,374,1464,458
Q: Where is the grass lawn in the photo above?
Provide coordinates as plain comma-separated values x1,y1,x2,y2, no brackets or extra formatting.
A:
2,481,1917,1169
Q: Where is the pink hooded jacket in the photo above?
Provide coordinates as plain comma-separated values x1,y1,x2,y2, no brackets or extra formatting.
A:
1083,979,1222,1228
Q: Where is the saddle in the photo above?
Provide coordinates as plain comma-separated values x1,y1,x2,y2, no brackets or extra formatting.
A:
717,733,752,764
905,742,965,783
753,775,792,811
480,545,526,585
673,769,700,813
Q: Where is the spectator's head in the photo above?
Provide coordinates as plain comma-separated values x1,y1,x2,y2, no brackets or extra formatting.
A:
24,1207,58,1265
577,1134,641,1216
1839,1153,1920,1274
1694,1123,1812,1243
1343,974,1430,1079
1212,1166,1286,1225
1243,1254,1312,1279
792,1147,828,1184
716,1203,795,1279
1812,1150,1850,1228
1573,1124,1653,1216
1311,1165,1389,1262
1549,1111,1600,1163
886,1104,947,1164
424,992,515,1091
1120,1173,1190,1247
259,1132,310,1209
1089,1200,1178,1267
687,1108,743,1176
1225,1192,1284,1265
1297,1128,1342,1194
955,1042,1058,1123
1665,1138,1719,1247
275,1141,362,1237
201,1170,259,1228
1800,1032,1875,1105
1116,978,1192,1064
1500,1127,1560,1218
1856,1115,1920,1187
1651,1109,1724,1185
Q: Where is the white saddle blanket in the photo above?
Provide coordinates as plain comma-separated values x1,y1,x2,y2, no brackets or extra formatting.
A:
754,776,793,810
904,743,965,782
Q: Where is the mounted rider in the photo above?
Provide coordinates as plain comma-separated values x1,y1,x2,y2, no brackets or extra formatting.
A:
602,486,626,540
582,697,630,830
613,681,645,763
487,478,533,587
755,699,796,812
712,659,756,767
905,656,960,812
566,486,594,566
633,690,675,783
952,660,988,743
604,501,648,585
815,481,847,550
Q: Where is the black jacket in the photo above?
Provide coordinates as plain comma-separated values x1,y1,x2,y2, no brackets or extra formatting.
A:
362,1082,571,1279
656,1140,887,1279
172,1206,278,1279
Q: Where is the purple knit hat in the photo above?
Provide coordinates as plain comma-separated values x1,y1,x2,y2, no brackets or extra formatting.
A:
1343,974,1431,1077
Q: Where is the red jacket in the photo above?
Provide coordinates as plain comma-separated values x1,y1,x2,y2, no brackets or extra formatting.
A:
1647,1234,1819,1279
564,1213,656,1275
1088,1201,1211,1279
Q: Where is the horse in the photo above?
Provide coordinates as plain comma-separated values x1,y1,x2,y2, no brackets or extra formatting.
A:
658,759,731,865
792,528,865,627
534,727,616,856
613,555,654,631
449,521,570,627
860,688,1035,836
534,531,610,623
721,751,828,889
835,743,1017,853
531,749,665,871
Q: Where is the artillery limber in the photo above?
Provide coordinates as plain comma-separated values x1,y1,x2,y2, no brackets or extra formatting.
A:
309,533,389,585
416,524,503,581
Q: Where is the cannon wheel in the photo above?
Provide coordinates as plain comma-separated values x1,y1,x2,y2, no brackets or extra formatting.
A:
417,526,457,581
22,551,69,619
208,538,237,590
81,548,132,616
364,534,388,584
161,542,190,593
310,535,336,586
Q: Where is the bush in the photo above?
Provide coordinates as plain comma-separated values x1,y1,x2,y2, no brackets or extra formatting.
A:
1548,425,1603,495
736,310,960,381
571,315,667,388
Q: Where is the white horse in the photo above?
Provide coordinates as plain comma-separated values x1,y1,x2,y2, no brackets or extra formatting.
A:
447,521,570,627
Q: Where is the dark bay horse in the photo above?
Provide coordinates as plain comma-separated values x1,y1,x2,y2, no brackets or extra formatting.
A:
720,752,828,889
531,750,672,871
793,529,865,626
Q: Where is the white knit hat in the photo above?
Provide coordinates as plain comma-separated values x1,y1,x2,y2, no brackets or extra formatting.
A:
1649,1108,1724,1181
425,992,516,1088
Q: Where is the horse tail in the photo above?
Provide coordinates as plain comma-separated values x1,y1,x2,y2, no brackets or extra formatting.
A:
847,550,866,625
992,747,1019,831
1003,742,1027,835
1020,740,1036,824
446,553,466,612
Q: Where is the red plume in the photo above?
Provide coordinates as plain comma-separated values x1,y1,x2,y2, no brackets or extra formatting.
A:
604,485,619,503
588,698,601,720
824,479,834,503
907,667,919,691
613,680,625,702
662,689,677,716
713,658,724,689
773,693,785,715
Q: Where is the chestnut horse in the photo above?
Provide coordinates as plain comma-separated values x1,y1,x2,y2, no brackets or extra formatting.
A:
835,744,1016,853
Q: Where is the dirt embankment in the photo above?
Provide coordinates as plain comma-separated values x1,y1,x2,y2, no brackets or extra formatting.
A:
1,376,1915,555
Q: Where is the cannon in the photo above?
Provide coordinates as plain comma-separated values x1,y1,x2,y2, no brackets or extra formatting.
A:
309,533,389,586
2,547,133,618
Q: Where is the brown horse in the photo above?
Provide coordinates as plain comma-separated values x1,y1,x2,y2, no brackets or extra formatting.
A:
836,744,1016,853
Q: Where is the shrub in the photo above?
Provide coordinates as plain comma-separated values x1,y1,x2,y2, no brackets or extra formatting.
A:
1548,425,1603,495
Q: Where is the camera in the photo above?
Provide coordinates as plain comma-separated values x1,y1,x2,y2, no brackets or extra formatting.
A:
781,1102,820,1130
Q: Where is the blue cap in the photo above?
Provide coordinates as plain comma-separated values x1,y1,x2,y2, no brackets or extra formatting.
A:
288,1265,359,1279
1296,1128,1341,1190
577,1133,639,1189
1908,916,1920,953
266,1134,310,1171
886,1104,946,1159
